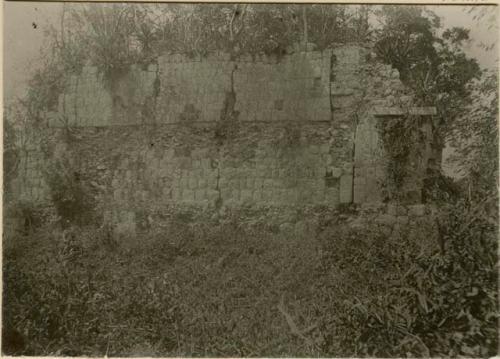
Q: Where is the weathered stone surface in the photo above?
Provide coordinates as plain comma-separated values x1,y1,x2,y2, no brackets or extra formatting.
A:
408,204,426,217
378,224,393,237
339,174,353,203
279,222,294,233
376,214,397,227
10,44,438,235
388,204,408,217
328,167,342,178
397,215,409,225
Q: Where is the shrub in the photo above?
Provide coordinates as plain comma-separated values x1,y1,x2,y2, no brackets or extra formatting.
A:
3,221,322,356
316,201,498,357
43,155,97,228
3,202,497,357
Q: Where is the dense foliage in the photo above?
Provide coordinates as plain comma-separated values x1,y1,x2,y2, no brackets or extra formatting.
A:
449,71,499,198
3,201,497,356
374,5,482,154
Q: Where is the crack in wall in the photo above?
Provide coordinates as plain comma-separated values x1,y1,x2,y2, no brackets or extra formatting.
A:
213,63,240,209
329,54,337,123
152,63,161,118
73,76,80,125
219,64,239,124
351,112,359,203
213,155,223,210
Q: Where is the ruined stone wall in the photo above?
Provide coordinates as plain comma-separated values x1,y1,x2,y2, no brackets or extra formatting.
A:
53,48,335,127
13,45,436,231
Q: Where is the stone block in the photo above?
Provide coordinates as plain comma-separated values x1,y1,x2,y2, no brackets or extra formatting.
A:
320,144,330,154
162,186,172,198
324,154,334,166
194,168,204,178
263,179,274,188
353,176,366,203
273,190,283,203
227,179,236,189
327,166,342,178
397,216,409,225
263,189,274,203
246,177,255,189
379,224,393,237
240,189,253,202
182,189,195,202
172,188,182,201
339,174,353,203
388,203,408,216
206,189,219,202
387,203,397,216
262,167,273,178
194,189,206,201
197,178,207,189
220,187,232,200
279,222,294,233
192,159,201,168
113,188,122,201
408,204,426,217
324,187,339,204
254,178,263,190
114,212,136,237
188,177,198,190
218,176,228,188
206,175,217,189
309,145,319,154
376,214,397,227
342,162,354,174
201,158,211,169
232,189,241,202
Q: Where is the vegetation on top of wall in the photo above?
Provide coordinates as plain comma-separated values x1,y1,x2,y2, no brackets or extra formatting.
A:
374,5,481,158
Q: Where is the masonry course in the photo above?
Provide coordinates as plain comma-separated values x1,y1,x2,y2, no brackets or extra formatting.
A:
12,44,437,231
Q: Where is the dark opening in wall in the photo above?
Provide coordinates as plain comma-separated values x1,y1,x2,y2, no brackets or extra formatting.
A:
180,103,201,122
314,76,322,88
324,169,339,188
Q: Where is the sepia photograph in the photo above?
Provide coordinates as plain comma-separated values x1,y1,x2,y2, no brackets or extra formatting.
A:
2,1,499,357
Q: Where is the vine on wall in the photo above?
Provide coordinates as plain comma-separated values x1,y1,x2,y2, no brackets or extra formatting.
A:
376,113,428,203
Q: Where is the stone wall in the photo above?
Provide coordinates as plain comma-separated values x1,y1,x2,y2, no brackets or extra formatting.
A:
8,131,50,204
53,46,337,127
13,44,437,231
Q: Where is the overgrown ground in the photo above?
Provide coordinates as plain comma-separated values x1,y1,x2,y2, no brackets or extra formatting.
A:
3,202,498,357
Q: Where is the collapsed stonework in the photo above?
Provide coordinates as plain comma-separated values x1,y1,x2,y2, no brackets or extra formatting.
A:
11,44,437,233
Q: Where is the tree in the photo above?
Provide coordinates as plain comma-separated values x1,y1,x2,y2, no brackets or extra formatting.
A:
450,71,498,201
374,5,481,169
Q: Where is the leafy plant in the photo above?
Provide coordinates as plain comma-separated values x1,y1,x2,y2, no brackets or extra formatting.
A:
376,113,429,203
316,200,498,357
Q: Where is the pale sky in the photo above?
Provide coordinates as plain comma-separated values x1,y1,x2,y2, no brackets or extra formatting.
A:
3,3,499,102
